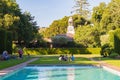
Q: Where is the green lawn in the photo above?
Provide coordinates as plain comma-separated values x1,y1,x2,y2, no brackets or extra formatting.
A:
29,56,98,65
1,54,119,70
0,55,99,70
93,57,120,67
0,57,32,70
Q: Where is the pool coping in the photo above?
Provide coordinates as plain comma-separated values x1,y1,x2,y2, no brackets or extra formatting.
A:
0,58,38,77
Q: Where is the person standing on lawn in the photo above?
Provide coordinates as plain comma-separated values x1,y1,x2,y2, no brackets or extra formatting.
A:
18,48,23,58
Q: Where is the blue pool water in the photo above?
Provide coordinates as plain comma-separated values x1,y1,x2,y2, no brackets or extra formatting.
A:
1,66,120,80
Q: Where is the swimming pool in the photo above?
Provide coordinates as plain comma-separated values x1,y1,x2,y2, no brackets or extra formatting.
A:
1,66,120,80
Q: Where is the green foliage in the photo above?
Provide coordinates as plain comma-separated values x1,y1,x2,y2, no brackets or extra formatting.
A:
100,43,113,57
12,42,18,54
52,35,68,47
42,16,68,38
107,0,120,29
0,0,20,28
42,14,90,38
109,52,119,58
86,48,101,54
0,28,7,54
100,34,109,46
114,29,120,54
0,29,12,54
74,0,90,18
73,15,90,28
0,0,39,47
23,48,101,55
92,2,107,27
17,12,38,45
108,30,115,48
92,0,120,34
74,25,100,47
6,31,13,54
4,14,14,28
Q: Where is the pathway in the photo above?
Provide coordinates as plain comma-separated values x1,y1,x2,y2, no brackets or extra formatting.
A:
0,58,38,77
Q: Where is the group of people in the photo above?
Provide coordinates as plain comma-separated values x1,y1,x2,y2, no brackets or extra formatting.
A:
1,48,23,60
59,55,68,61
59,54,75,61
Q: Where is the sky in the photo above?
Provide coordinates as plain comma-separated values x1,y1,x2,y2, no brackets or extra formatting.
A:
16,0,111,27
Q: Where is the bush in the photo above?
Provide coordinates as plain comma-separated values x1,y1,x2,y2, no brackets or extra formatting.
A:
100,44,113,57
109,52,119,58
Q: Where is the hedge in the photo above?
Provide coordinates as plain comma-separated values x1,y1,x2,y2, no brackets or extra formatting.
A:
0,29,7,54
114,29,120,54
23,48,101,55
0,29,13,54
6,31,13,54
108,30,115,48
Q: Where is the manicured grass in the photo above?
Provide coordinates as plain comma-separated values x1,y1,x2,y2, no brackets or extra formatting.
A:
1,54,119,71
0,57,32,70
106,60,120,67
93,57,120,67
0,54,99,70
29,56,98,65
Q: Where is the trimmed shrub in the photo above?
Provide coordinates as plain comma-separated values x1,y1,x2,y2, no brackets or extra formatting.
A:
23,48,101,55
86,48,101,54
0,29,7,54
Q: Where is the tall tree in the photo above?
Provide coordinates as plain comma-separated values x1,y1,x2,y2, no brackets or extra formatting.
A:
0,0,39,46
92,2,107,28
74,25,100,47
42,16,69,38
42,15,90,38
17,12,38,45
0,0,20,29
73,0,90,18
103,0,120,30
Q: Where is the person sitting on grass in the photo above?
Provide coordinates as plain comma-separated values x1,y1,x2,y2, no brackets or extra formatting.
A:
59,55,62,61
64,55,68,61
70,54,75,61
2,50,9,60
59,55,68,61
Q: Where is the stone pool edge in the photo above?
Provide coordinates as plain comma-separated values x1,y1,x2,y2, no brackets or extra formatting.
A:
0,58,38,77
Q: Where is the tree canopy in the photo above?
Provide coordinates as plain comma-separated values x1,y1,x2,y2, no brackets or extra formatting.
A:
0,0,39,46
